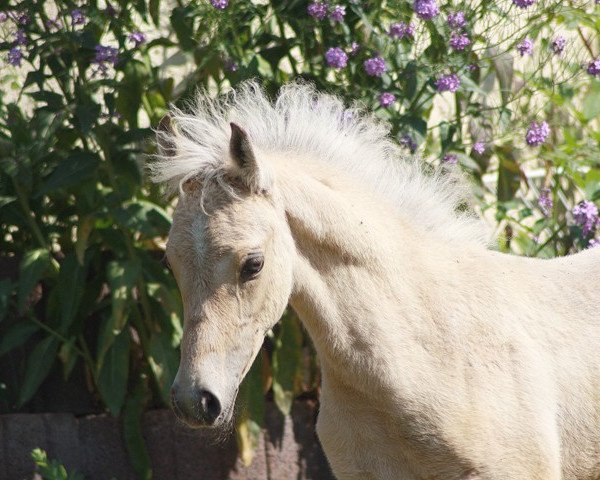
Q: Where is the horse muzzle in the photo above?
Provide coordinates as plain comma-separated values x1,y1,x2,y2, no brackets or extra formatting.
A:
170,384,225,428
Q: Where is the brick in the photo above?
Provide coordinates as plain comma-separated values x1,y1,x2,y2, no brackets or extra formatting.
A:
78,415,135,480
2,413,46,480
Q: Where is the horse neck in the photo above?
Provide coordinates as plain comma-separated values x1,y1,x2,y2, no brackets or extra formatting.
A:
277,159,436,388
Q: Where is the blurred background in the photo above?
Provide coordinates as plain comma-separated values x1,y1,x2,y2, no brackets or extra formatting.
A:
0,0,599,478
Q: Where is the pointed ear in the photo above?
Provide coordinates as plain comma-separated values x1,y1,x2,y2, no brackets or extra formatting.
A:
156,113,177,157
229,122,272,194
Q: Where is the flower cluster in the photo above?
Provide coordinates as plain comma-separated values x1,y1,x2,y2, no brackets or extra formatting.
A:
210,0,229,10
325,47,348,69
472,142,485,155
400,134,417,153
538,188,553,216
572,201,599,236
517,38,534,56
443,154,458,165
436,74,460,92
389,22,415,40
8,47,23,67
363,56,387,77
525,121,550,146
92,45,119,76
551,36,566,55
450,32,470,51
512,0,536,8
308,2,345,22
447,12,466,30
330,5,346,22
587,59,600,77
128,31,146,47
71,9,85,25
379,92,396,108
414,0,439,20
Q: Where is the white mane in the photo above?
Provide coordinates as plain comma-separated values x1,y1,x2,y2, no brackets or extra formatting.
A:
149,81,489,246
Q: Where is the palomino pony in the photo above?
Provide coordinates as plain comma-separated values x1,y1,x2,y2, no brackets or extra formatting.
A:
151,82,600,480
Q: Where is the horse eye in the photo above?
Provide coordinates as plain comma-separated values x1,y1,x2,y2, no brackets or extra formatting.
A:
241,254,264,282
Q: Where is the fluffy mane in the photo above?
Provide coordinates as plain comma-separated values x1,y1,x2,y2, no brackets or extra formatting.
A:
149,81,489,246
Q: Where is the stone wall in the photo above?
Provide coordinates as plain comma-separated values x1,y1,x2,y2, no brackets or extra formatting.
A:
0,401,334,480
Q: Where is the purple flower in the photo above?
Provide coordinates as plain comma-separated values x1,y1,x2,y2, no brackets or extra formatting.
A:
45,17,62,30
325,47,348,69
0,12,7,22
330,5,346,22
538,188,553,216
450,32,470,51
472,142,485,154
588,238,599,249
349,42,360,55
573,200,599,236
551,36,566,55
389,22,415,40
14,12,30,25
587,58,600,76
71,9,85,25
443,154,458,165
128,31,146,47
525,121,550,146
307,2,328,20
512,0,536,8
210,0,229,9
435,73,460,92
517,38,534,56
414,0,439,20
400,134,417,153
14,29,27,46
447,12,466,29
468,63,478,71
363,56,387,77
92,45,119,75
379,92,396,108
8,47,22,67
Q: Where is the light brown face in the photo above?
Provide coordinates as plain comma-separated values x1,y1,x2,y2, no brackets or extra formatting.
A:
166,182,295,429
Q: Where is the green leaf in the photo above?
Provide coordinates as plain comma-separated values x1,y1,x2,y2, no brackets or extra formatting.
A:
36,152,100,197
123,376,152,480
149,0,161,26
19,336,60,405
96,260,140,370
74,102,101,134
113,200,171,238
236,354,264,466
97,328,130,416
0,278,12,322
27,90,64,111
57,254,86,333
170,6,196,51
582,87,600,121
271,313,303,415
18,249,52,313
0,321,39,356
147,329,179,404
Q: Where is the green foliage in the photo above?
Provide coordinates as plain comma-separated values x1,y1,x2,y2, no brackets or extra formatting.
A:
0,0,599,473
31,448,85,480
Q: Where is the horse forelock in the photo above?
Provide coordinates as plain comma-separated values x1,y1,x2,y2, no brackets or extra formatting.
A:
149,80,489,246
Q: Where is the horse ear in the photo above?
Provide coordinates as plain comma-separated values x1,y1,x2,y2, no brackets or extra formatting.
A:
229,122,271,194
156,113,177,158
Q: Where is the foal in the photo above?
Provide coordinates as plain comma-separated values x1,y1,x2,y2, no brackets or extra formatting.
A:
152,82,600,480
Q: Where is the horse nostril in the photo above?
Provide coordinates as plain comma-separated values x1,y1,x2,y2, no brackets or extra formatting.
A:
198,389,221,425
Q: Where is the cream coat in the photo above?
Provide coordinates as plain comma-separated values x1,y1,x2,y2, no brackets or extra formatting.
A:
152,82,600,480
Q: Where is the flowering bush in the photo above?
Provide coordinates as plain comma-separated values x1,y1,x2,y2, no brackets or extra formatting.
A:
0,0,599,473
